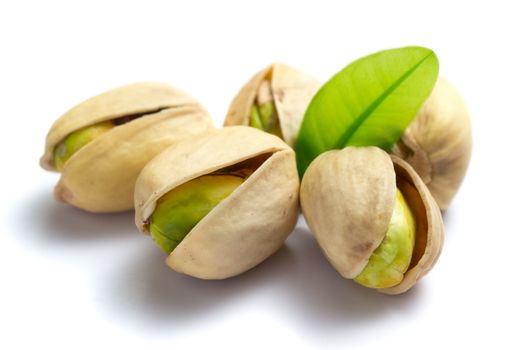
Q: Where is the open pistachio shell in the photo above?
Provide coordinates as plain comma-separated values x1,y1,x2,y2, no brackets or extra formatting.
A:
135,126,300,279
392,77,472,209
300,147,444,295
40,82,214,212
224,63,321,148
384,155,444,294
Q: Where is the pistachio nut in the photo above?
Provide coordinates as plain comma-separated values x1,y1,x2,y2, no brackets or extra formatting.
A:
392,77,472,209
224,63,321,148
135,126,300,279
40,82,214,212
300,147,444,294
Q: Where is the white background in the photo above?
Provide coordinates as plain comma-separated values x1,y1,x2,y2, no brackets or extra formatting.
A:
1,1,524,349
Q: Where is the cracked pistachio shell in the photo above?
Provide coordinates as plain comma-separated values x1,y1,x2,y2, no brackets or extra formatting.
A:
392,77,472,209
40,82,214,212
135,126,300,279
300,147,444,295
224,63,321,148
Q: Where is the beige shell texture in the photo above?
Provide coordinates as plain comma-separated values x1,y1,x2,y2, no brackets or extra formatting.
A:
41,82,203,170
224,63,321,148
135,126,300,279
300,147,444,295
392,77,472,209
40,82,214,212
383,156,444,295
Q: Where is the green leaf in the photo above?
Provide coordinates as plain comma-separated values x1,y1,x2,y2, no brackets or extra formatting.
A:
295,46,439,177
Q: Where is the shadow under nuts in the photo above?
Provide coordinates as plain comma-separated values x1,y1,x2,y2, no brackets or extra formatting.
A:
134,126,300,279
224,63,321,148
40,82,214,213
300,147,444,294
392,77,472,210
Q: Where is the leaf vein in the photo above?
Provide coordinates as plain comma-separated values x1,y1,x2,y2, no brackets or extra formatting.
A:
334,51,434,149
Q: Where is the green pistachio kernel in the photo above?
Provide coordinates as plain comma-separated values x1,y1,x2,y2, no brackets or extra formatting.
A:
149,175,244,254
53,121,114,171
249,100,283,138
354,188,416,289
259,101,283,138
248,80,283,138
249,104,264,130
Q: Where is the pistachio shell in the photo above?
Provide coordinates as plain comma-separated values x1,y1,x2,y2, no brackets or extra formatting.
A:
392,77,472,209
224,63,321,148
300,147,444,294
135,126,300,279
41,82,202,170
382,156,444,295
300,147,397,279
41,82,214,212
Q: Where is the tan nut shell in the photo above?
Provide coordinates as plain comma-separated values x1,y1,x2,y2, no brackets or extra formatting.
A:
40,82,214,212
135,126,300,279
224,63,321,148
392,77,472,209
300,147,444,295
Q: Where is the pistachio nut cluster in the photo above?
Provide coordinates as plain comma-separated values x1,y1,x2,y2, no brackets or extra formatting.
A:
40,50,468,292
224,63,321,148
300,147,444,294
392,78,472,209
135,126,299,279
40,82,214,212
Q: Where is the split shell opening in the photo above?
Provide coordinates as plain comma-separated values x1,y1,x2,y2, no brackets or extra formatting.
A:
299,146,444,295
40,82,214,212
134,126,300,279
224,63,321,148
